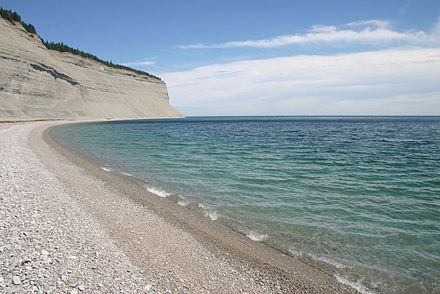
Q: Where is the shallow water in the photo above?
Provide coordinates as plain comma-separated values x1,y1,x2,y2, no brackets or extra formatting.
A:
52,116,440,293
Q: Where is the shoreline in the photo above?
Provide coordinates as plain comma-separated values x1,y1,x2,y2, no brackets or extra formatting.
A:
47,122,346,277
3,121,355,292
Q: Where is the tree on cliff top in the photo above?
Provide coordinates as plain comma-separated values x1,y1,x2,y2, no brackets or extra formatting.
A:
0,7,37,34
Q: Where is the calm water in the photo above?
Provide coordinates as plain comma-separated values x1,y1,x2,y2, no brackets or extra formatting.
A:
52,117,440,293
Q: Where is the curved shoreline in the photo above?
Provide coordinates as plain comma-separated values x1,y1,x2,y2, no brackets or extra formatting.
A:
29,121,355,293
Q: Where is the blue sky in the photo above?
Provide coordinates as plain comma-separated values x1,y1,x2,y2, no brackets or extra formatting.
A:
2,0,440,115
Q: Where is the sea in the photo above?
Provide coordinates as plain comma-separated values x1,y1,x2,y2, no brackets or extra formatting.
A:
51,116,440,293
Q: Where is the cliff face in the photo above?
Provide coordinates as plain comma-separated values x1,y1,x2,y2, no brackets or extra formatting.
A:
0,18,181,121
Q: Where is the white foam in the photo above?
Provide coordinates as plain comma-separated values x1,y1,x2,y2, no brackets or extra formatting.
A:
146,187,171,198
308,254,347,269
178,200,189,207
335,275,374,294
197,203,219,220
205,210,219,221
246,231,267,242
198,203,210,210
120,171,133,177
290,249,349,269
288,248,304,257
101,167,113,172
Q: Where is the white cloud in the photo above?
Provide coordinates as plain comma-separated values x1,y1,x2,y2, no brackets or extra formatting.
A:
163,48,440,115
122,58,155,67
345,19,390,29
179,19,439,49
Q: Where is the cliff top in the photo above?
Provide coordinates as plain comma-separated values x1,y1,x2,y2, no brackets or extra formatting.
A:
0,7,161,81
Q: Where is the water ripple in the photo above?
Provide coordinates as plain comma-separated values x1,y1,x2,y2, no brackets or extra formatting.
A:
53,116,440,293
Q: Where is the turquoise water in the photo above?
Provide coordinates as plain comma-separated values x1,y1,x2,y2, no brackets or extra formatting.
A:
52,117,440,293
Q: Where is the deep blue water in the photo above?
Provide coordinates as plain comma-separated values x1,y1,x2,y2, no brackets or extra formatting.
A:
52,116,440,293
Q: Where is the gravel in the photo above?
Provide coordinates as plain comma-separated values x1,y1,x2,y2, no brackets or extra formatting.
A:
0,123,153,293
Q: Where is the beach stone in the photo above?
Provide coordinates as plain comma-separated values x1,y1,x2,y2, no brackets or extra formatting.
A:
12,275,21,285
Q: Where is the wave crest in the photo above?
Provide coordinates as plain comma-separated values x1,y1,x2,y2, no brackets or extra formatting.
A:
246,231,267,242
101,166,113,172
146,187,171,198
335,275,374,294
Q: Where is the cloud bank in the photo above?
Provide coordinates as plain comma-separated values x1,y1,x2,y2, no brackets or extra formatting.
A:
122,58,155,67
179,19,440,49
163,48,440,115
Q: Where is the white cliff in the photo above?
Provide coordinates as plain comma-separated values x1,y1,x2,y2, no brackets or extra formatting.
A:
0,17,181,121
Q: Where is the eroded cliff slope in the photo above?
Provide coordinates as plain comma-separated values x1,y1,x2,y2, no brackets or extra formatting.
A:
0,17,181,121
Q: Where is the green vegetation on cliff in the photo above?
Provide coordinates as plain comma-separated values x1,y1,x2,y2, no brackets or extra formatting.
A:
0,7,160,80
41,40,160,80
0,7,36,34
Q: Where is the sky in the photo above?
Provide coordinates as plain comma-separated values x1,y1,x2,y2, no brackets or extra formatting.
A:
2,0,440,115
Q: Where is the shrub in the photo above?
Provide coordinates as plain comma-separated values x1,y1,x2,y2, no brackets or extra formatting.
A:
0,7,37,34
